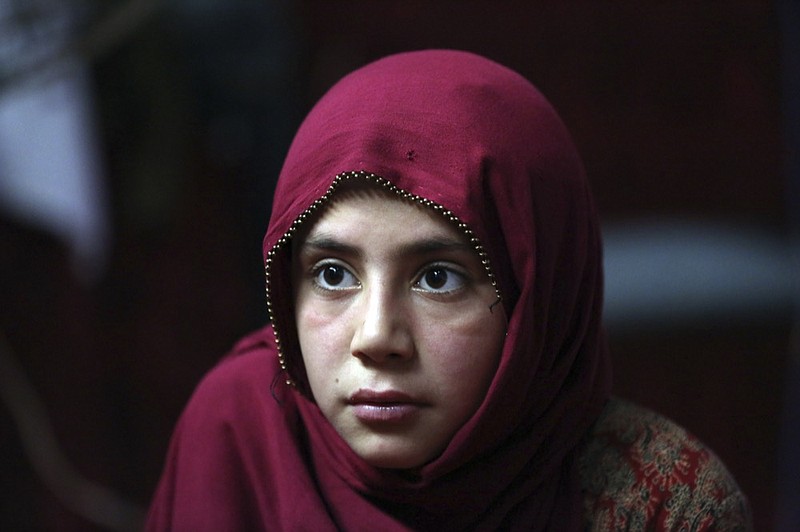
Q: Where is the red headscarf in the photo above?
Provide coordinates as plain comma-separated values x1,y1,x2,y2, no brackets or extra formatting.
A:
148,50,612,530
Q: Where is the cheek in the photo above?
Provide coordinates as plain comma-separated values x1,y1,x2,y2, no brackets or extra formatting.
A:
297,303,334,332
296,303,350,367
421,309,505,390
296,305,351,407
296,286,350,334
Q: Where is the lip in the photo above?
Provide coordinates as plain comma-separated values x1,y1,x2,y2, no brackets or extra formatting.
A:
347,389,424,424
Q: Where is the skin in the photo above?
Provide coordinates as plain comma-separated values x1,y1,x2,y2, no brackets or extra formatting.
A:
292,185,507,469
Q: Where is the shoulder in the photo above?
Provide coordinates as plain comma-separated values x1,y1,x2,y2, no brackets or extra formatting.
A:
578,397,752,531
176,325,296,435
183,325,286,402
146,326,301,530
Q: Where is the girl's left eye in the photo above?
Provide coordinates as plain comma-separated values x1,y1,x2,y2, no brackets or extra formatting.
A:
415,266,466,293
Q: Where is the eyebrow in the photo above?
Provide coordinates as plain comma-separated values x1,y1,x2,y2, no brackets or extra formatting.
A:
299,233,473,260
299,235,361,257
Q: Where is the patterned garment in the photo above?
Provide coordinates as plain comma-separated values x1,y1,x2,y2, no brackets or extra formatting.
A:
579,398,752,531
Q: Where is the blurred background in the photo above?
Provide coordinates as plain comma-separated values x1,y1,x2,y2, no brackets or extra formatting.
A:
0,1,797,530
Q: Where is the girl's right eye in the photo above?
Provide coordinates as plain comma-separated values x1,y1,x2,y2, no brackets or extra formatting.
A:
312,263,359,291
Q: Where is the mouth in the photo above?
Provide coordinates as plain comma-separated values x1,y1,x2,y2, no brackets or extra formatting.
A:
347,389,425,424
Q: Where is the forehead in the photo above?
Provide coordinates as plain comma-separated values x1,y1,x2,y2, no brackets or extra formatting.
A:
294,185,468,249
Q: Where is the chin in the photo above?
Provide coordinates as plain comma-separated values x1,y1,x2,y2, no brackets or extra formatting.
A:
361,452,422,470
356,444,434,470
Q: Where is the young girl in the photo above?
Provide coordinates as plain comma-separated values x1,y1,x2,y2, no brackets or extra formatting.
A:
147,50,751,530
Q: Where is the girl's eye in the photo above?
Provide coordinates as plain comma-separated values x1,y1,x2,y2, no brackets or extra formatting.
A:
313,263,359,291
415,266,465,293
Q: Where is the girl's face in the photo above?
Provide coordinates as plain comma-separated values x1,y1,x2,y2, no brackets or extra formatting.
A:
292,187,507,469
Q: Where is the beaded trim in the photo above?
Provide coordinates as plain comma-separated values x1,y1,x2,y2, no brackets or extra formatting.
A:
264,170,502,387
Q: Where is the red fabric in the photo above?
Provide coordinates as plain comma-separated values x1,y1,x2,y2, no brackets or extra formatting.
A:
148,50,612,530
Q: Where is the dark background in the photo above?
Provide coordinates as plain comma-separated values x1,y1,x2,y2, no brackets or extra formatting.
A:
1,1,797,530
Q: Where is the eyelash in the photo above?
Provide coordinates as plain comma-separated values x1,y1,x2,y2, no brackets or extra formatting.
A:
310,260,360,292
412,263,467,295
307,260,468,296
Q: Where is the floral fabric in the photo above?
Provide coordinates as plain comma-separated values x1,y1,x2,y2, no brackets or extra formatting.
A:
580,398,752,531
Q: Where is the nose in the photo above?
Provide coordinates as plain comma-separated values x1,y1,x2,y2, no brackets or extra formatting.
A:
350,281,414,364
